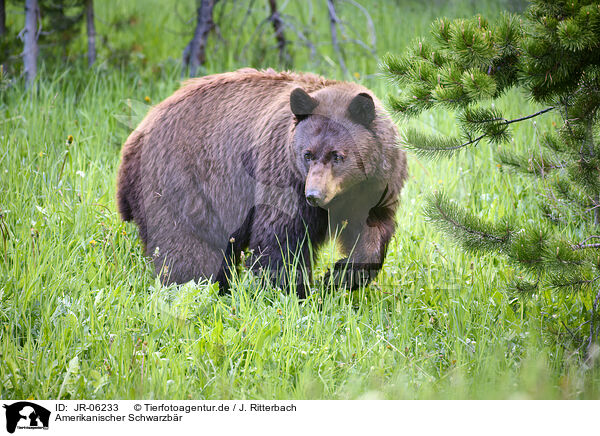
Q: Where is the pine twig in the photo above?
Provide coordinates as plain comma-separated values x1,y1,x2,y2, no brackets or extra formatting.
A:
553,275,600,289
572,243,600,250
428,192,512,246
449,133,487,151
503,106,555,125
409,107,555,157
571,236,600,250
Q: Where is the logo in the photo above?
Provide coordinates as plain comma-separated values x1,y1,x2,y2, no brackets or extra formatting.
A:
2,402,50,434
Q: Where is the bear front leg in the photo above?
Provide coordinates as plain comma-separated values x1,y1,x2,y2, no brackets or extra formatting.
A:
328,216,396,290
247,203,327,298
246,243,312,298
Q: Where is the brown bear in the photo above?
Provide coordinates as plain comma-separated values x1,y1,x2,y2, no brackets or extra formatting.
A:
116,68,407,297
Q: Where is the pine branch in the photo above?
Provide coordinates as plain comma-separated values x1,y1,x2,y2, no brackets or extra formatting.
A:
550,178,592,214
550,274,600,290
509,278,539,294
404,128,485,159
573,243,600,250
572,236,600,250
497,148,567,177
425,191,513,252
407,107,555,159
503,106,555,124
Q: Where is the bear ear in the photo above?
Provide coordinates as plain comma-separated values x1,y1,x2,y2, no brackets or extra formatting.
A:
347,92,375,128
290,88,319,121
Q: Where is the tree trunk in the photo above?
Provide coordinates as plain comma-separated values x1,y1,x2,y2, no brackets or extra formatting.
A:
85,0,96,67
23,0,39,88
1,0,6,73
268,0,289,68
182,0,216,77
0,0,6,39
327,0,348,77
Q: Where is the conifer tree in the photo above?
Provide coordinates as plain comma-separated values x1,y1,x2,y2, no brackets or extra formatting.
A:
383,1,600,348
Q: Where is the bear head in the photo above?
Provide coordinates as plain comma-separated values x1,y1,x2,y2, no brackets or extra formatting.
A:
290,86,382,208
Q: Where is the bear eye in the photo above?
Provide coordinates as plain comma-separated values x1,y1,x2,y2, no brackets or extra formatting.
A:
304,151,314,161
331,151,344,163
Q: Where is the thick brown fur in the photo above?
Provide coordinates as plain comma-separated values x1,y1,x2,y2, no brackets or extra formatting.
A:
116,68,408,297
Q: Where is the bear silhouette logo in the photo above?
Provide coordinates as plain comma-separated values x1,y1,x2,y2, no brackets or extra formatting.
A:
2,402,50,433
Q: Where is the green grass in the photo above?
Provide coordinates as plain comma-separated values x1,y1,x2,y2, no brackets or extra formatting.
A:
1,0,600,399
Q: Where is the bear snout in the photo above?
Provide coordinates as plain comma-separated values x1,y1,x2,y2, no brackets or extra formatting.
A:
305,189,324,207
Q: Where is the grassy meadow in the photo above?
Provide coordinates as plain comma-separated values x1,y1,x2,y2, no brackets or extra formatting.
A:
1,0,600,399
